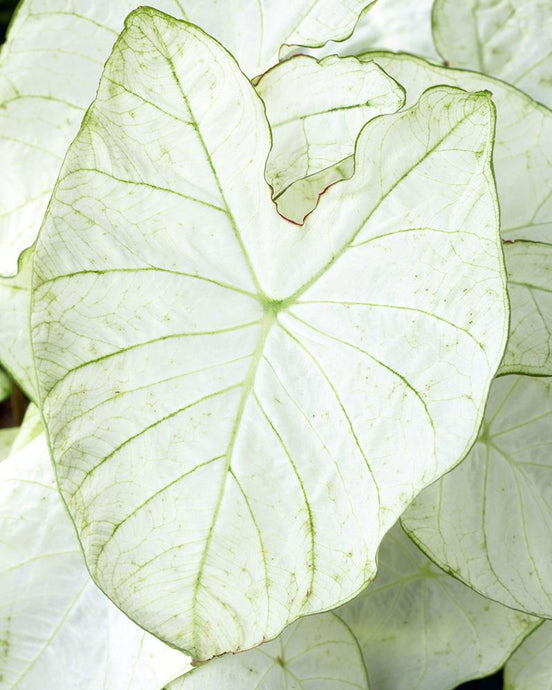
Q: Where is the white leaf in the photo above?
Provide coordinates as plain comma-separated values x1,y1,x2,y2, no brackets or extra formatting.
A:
31,9,508,660
504,621,552,690
0,428,190,690
0,369,10,403
364,52,552,243
168,613,369,690
0,248,36,400
500,242,552,375
403,375,552,617
169,524,538,690
256,55,403,206
0,429,17,462
292,0,440,63
0,0,373,277
432,0,552,106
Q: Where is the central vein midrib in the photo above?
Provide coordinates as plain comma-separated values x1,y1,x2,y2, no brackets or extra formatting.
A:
190,312,275,648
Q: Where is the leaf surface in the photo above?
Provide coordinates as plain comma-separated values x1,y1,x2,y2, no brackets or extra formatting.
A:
0,426,190,690
0,0,373,276
256,54,403,206
31,9,508,659
403,375,552,617
169,613,369,690
504,621,552,690
432,0,552,106
0,369,10,402
170,524,538,690
500,241,552,375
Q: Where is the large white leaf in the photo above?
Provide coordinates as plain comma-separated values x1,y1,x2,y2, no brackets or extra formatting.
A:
170,524,538,690
0,428,190,690
0,0,373,277
501,241,552,375
504,621,552,690
291,0,440,63
432,0,552,107
31,9,508,660
255,54,403,206
403,375,552,617
0,248,36,400
168,613,369,690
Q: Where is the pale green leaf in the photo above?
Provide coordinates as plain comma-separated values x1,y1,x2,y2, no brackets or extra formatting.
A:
500,241,552,375
0,0,374,277
0,247,36,400
169,524,538,690
432,0,552,106
403,375,552,617
256,55,403,204
168,613,369,690
10,403,43,454
31,9,507,660
0,368,10,402
504,621,552,690
0,429,190,690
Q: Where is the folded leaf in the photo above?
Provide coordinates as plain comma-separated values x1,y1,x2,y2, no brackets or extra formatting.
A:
500,242,552,375
31,8,508,660
0,428,190,689
256,55,403,206
504,621,551,690
0,0,373,276
170,524,538,690
403,375,552,617
432,0,552,106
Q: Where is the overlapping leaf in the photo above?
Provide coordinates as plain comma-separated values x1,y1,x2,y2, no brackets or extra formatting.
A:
255,54,403,210
504,621,551,689
0,368,10,402
169,613,369,690
170,524,538,690
403,375,552,617
0,422,190,689
31,9,507,660
0,0,373,276
432,0,552,106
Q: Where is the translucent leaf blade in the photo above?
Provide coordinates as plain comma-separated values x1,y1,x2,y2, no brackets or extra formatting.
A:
31,9,508,659
505,621,552,690
432,0,552,106
403,375,552,617
0,427,190,689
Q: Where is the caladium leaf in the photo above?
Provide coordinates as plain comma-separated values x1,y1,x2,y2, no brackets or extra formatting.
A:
31,8,508,660
169,524,538,690
0,425,190,690
0,428,17,462
362,53,552,244
0,248,36,400
432,0,552,107
403,375,552,617
0,0,374,277
168,613,369,690
289,0,440,64
256,55,404,206
500,241,552,375
504,621,551,690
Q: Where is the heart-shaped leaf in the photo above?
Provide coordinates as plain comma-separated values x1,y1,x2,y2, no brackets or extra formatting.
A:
0,421,190,689
432,0,552,106
0,0,373,276
403,375,552,617
31,8,507,659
